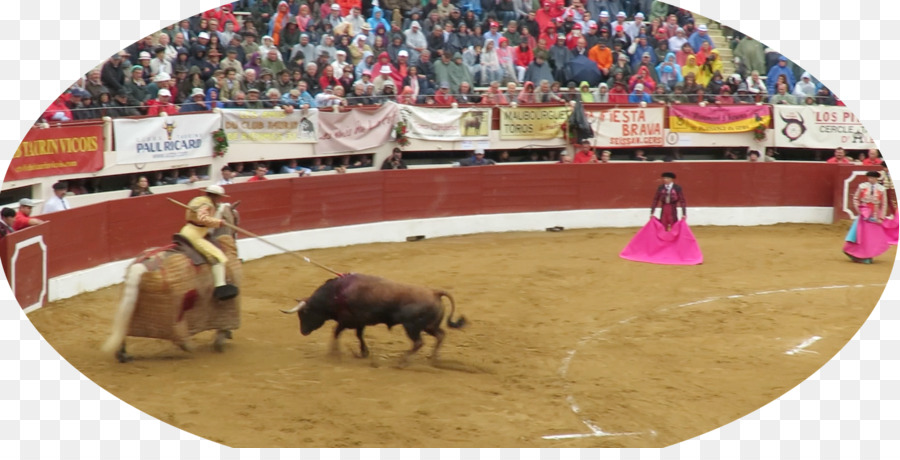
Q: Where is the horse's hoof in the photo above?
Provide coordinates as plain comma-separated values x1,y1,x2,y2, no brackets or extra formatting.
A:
213,341,226,353
116,351,133,363
223,330,233,339
177,341,195,353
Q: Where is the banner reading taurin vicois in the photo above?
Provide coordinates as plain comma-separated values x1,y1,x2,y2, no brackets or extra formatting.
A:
588,107,664,147
113,113,221,164
669,105,771,133
773,105,877,149
499,106,569,140
316,102,399,155
222,108,318,143
7,125,104,181
400,106,491,140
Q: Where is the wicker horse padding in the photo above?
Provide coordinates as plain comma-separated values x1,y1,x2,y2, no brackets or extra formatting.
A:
125,235,242,343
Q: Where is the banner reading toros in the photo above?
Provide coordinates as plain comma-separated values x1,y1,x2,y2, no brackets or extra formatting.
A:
669,105,771,133
499,106,569,139
7,125,104,181
773,105,876,149
400,106,491,140
114,113,220,164
588,107,664,147
222,108,318,143
316,102,399,155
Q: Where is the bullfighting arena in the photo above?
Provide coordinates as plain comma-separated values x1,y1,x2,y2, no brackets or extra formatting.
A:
26,223,892,448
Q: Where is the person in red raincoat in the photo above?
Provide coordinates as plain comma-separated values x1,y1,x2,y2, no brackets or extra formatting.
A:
369,51,403,88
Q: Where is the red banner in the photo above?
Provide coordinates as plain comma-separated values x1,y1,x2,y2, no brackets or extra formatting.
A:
668,105,771,133
7,125,104,181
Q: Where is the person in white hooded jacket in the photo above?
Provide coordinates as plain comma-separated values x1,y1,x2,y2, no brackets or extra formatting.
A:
792,71,817,100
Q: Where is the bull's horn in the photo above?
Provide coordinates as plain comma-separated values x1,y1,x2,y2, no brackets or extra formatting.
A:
280,300,306,314
232,200,242,209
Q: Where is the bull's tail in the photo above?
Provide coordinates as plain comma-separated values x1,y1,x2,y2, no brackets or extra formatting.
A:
437,291,466,329
101,263,148,354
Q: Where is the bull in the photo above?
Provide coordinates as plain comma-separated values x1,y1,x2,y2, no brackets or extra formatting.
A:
280,273,466,363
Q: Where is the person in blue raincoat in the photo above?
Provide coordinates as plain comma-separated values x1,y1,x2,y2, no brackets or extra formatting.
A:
766,55,796,95
628,82,652,103
368,6,391,34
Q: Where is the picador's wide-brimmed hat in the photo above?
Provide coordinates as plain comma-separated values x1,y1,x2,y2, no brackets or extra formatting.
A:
204,185,230,197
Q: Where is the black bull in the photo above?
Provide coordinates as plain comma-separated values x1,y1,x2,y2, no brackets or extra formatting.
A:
281,273,467,360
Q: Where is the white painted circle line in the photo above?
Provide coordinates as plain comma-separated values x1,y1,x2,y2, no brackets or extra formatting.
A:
785,336,823,355
542,282,887,441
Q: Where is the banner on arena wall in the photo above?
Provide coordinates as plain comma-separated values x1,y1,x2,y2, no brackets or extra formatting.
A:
316,102,399,155
221,108,318,143
7,125,104,181
113,113,221,164
587,107,664,147
399,106,491,140
499,107,569,140
773,105,877,149
668,105,772,133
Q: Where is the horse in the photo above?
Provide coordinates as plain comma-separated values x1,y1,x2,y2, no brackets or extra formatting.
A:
101,201,243,362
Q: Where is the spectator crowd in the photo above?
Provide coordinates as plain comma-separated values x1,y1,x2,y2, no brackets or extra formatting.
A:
39,0,844,122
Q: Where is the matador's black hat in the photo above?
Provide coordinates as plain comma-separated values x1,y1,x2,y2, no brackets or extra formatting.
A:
661,172,676,179
866,171,881,178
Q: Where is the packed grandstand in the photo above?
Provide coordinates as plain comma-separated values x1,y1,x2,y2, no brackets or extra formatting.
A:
0,0,885,209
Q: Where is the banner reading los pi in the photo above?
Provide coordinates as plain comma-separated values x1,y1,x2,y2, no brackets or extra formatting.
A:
773,106,876,149
7,124,104,181
669,105,771,133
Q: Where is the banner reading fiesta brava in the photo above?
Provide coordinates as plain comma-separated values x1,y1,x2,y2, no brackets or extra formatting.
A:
587,107,664,147
669,105,772,133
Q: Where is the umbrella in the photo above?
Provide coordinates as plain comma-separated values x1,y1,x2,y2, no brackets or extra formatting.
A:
563,55,603,87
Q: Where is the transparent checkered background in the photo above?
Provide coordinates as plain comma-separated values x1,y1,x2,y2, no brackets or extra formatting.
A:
0,0,899,458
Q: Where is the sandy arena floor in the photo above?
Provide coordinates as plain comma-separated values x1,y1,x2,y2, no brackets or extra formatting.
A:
26,223,893,448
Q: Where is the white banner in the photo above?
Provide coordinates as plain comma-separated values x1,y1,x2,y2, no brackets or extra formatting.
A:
316,102,399,155
773,105,877,149
114,113,221,164
400,105,491,140
587,107,664,147
222,108,318,143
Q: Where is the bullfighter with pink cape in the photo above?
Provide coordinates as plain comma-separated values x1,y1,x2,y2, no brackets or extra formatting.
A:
844,171,891,263
620,172,703,265
880,167,898,245
883,217,898,246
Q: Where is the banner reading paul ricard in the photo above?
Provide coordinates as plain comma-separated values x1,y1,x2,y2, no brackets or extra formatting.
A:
499,106,569,139
113,113,220,164
773,105,877,149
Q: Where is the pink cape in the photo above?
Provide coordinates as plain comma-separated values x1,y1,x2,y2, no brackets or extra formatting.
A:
843,208,891,259
883,216,899,245
619,217,703,265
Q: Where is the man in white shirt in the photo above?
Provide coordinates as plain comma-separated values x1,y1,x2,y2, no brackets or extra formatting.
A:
42,182,72,214
218,166,235,185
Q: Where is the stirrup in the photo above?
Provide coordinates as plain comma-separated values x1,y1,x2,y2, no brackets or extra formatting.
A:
214,284,239,300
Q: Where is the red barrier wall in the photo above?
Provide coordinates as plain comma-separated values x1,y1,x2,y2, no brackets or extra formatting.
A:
1,162,881,309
